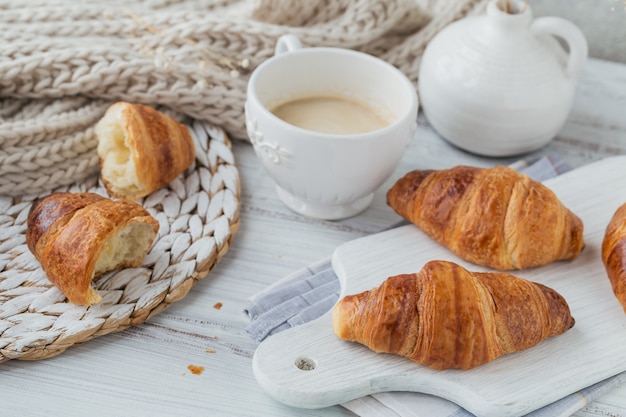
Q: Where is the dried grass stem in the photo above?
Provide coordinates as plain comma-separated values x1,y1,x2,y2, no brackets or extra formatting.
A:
125,9,249,77
500,0,530,14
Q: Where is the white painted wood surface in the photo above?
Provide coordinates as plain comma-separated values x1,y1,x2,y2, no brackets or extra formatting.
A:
1,57,625,417
253,156,626,416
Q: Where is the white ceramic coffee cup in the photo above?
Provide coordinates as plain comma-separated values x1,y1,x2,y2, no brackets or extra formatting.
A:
245,35,419,220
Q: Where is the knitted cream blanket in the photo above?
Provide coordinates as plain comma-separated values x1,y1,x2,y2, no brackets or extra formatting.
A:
0,0,487,196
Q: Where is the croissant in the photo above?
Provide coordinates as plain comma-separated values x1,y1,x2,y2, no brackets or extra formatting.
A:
95,101,196,200
602,202,626,313
387,165,584,270
26,192,160,305
332,260,575,370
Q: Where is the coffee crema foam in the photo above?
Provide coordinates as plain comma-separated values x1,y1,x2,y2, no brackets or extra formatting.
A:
270,95,391,135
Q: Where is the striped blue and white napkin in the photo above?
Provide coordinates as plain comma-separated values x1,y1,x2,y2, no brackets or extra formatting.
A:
244,152,626,417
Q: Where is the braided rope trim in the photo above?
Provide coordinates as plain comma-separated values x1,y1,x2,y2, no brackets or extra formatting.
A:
0,120,240,362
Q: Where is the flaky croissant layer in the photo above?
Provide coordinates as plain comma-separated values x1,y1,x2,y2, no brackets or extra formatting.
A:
27,192,160,305
332,260,575,370
602,202,626,313
386,165,585,270
96,102,196,200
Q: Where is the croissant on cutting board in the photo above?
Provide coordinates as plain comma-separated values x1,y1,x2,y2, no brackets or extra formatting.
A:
387,165,585,270
332,260,575,370
96,102,196,200
602,202,626,313
26,192,160,305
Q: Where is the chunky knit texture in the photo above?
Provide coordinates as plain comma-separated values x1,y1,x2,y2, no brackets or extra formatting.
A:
0,0,488,196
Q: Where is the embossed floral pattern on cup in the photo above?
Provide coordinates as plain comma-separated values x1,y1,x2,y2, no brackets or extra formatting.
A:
245,105,291,166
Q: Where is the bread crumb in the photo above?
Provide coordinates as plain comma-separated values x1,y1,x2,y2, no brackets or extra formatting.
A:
213,302,223,310
206,349,216,353
187,365,205,375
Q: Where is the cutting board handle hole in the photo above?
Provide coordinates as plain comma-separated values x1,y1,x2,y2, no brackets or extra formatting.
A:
295,356,317,371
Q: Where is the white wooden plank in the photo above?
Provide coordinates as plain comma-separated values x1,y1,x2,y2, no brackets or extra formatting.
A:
253,156,626,416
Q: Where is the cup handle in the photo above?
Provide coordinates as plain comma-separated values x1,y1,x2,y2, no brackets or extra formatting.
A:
530,17,588,80
275,34,303,56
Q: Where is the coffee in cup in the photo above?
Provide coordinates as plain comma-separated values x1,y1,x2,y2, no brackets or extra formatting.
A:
245,35,419,220
270,94,393,135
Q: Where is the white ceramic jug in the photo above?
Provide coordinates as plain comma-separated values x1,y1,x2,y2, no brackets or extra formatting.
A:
418,0,588,157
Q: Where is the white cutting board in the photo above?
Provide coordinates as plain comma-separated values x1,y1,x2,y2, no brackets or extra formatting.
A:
253,155,626,417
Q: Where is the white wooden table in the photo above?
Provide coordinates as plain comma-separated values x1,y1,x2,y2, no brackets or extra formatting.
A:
1,57,625,417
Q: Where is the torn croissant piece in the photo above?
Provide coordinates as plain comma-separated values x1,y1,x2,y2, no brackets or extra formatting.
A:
332,260,575,370
602,202,626,313
96,101,196,200
386,165,584,270
26,192,160,305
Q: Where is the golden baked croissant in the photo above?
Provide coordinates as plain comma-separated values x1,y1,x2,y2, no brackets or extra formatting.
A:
26,192,160,305
602,202,626,313
387,165,584,270
332,260,575,370
95,102,196,200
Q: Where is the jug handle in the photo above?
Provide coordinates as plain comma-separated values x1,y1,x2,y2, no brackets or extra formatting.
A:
530,17,588,80
275,34,302,56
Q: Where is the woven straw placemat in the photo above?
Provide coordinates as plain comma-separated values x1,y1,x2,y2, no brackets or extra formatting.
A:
0,120,240,362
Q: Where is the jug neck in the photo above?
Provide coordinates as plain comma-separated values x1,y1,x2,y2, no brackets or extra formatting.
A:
486,0,532,32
